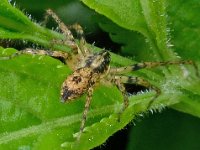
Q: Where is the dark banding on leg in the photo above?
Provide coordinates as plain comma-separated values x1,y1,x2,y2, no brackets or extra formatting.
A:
2,48,70,64
78,86,93,140
69,23,91,55
114,75,161,109
45,9,82,55
110,61,199,76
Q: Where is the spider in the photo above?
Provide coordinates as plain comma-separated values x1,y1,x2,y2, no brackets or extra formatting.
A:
1,9,198,140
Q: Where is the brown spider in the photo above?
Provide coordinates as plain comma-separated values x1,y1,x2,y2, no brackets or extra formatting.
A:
1,9,198,140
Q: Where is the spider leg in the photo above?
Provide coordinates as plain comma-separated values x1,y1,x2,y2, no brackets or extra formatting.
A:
112,75,161,110
45,9,82,55
1,48,70,64
110,61,199,77
112,78,129,111
68,23,91,55
77,86,94,140
111,77,128,122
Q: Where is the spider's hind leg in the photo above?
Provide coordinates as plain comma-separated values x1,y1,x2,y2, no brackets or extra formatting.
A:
108,76,129,122
112,78,129,112
112,75,161,113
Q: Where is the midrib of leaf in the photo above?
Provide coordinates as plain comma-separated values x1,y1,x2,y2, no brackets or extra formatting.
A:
0,105,114,144
1,48,193,148
0,91,178,148
61,92,182,149
139,0,171,60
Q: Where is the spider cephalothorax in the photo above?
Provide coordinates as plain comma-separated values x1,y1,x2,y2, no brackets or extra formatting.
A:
61,50,110,102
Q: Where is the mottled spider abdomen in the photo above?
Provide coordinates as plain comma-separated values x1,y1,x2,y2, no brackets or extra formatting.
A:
85,50,110,73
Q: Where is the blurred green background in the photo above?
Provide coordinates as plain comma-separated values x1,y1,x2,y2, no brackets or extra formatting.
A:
6,0,200,149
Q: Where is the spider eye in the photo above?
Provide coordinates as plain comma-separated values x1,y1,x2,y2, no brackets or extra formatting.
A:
61,88,74,102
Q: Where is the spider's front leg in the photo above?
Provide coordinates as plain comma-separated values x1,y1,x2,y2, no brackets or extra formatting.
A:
44,9,90,55
1,48,70,64
44,9,80,55
77,86,94,140
68,23,91,55
45,9,75,43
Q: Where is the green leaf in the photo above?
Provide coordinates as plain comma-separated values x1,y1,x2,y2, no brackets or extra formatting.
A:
0,47,122,149
1,0,200,149
167,0,200,60
81,0,176,60
0,0,70,51
81,0,200,117
81,0,200,148
0,46,182,150
127,109,200,150
14,0,73,10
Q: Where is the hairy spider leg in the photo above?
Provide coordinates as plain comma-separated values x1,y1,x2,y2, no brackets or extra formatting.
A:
110,77,128,121
110,60,199,76
110,77,128,108
109,60,199,110
113,75,161,108
68,23,90,54
1,48,70,64
45,9,91,55
45,9,80,54
77,86,94,140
